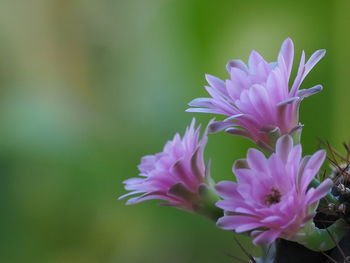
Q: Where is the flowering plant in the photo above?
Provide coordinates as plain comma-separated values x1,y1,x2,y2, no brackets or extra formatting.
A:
119,119,220,219
120,38,350,262
187,38,324,150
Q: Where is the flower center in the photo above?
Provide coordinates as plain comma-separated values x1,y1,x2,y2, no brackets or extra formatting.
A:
264,188,281,206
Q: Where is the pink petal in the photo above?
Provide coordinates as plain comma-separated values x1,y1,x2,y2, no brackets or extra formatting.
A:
186,107,223,115
253,229,281,245
215,181,238,198
217,215,259,230
297,85,323,99
306,179,333,205
118,190,145,200
290,49,325,96
247,148,268,172
205,74,227,95
276,135,293,163
303,49,326,78
248,84,274,123
290,50,306,96
225,127,251,139
248,50,265,71
209,120,235,133
279,38,294,79
226,59,248,73
260,216,284,224
266,68,286,103
300,150,326,191
188,98,213,108
235,223,264,233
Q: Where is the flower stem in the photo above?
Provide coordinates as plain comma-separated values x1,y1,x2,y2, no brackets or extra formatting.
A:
195,184,223,221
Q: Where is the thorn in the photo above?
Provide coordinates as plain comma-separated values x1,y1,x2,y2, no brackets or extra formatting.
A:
325,225,349,262
223,251,250,263
265,243,272,257
325,140,340,167
321,251,338,263
233,237,257,262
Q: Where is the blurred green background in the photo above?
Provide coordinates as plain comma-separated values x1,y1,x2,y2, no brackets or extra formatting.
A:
1,0,349,262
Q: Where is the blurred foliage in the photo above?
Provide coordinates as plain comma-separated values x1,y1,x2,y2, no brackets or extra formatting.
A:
0,0,349,262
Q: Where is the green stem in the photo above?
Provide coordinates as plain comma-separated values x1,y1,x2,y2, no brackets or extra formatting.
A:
197,203,223,221
292,219,347,251
195,183,223,221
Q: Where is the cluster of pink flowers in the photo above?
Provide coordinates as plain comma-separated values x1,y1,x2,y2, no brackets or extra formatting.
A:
120,38,345,251
119,119,212,213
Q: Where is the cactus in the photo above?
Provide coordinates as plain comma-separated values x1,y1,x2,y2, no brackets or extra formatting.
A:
120,38,350,263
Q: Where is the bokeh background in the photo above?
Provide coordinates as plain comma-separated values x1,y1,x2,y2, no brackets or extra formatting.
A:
1,0,349,262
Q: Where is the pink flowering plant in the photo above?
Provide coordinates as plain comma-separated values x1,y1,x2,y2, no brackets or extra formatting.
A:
120,38,350,262
120,119,220,220
187,38,325,151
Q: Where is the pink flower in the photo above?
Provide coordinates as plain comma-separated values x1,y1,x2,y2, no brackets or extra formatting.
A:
187,38,325,149
215,135,333,245
119,119,215,214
